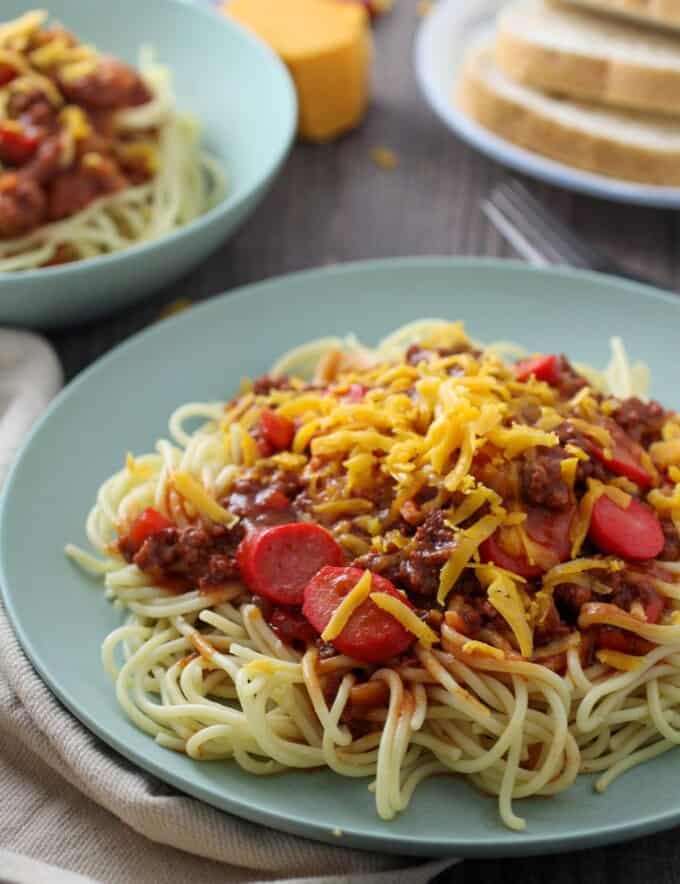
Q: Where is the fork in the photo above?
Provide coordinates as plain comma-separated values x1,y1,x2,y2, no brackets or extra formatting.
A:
481,179,662,287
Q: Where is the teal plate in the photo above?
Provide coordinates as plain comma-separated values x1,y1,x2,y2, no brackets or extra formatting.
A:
2,259,680,857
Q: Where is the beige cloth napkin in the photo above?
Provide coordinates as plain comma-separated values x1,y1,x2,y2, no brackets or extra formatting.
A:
0,331,458,884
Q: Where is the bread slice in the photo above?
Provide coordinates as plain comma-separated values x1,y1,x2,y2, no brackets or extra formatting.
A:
557,0,680,31
458,42,680,185
497,0,680,117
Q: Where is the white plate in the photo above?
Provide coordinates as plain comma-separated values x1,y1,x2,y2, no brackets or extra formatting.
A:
414,0,680,208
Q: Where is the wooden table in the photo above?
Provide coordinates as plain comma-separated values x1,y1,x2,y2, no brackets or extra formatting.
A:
46,3,680,880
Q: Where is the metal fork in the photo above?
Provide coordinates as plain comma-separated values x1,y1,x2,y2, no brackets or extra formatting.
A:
482,179,662,287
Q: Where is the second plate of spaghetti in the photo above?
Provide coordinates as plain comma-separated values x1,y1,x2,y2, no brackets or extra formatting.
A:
3,259,680,855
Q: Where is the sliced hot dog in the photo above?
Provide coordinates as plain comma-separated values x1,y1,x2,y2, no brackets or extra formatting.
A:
237,523,345,606
591,423,652,490
589,495,664,561
479,505,575,578
302,565,415,664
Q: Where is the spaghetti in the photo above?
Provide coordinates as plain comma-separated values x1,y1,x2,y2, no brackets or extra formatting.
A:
0,11,224,271
67,321,680,830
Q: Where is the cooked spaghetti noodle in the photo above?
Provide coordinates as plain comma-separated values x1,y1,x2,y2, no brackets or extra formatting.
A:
0,11,224,271
67,321,680,830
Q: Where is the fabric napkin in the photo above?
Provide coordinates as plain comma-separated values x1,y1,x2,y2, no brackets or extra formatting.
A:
0,329,457,884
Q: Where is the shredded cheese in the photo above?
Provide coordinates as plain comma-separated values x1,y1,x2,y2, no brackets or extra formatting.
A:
322,570,373,641
461,640,505,660
437,515,500,604
173,471,238,527
484,570,533,658
596,650,644,672
370,592,438,647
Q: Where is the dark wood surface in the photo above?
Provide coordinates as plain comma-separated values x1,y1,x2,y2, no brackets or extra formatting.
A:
45,3,680,880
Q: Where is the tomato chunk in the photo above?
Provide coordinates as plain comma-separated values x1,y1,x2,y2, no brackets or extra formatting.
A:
302,566,415,664
260,408,295,452
0,124,39,165
589,495,664,561
0,63,17,87
237,523,345,606
480,505,575,578
591,423,652,489
514,353,559,384
125,507,173,549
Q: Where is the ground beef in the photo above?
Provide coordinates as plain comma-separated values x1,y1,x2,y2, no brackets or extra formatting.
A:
251,375,293,396
520,447,570,509
533,599,570,646
554,583,593,622
354,510,455,598
555,422,608,485
128,523,244,593
659,518,680,562
397,510,455,597
553,355,588,398
0,174,46,238
59,56,151,109
612,397,667,447
405,342,482,366
7,89,59,130
47,156,128,221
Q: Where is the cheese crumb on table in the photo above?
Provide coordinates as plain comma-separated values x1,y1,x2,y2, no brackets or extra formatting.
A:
370,146,399,169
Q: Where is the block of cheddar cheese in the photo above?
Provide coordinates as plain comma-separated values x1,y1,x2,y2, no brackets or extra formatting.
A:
226,0,372,142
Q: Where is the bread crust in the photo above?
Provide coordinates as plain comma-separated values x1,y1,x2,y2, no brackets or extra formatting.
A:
496,23,680,116
560,0,680,30
459,50,680,185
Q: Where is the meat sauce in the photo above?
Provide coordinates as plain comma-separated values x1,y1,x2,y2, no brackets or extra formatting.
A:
116,352,680,668
0,18,153,242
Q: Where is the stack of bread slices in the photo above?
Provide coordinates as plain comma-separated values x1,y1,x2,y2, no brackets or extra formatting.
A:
460,0,680,185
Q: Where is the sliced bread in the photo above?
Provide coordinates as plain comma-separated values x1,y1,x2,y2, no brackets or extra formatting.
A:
557,0,680,31
497,0,680,117
458,42,680,185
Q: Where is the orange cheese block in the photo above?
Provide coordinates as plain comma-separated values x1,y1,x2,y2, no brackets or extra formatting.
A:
226,0,372,142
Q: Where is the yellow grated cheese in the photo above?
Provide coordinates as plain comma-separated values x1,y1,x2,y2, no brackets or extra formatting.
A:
596,650,643,672
437,515,500,604
565,444,588,461
369,592,438,647
560,457,579,489
343,451,376,492
543,557,623,590
484,570,533,658
487,425,558,459
648,486,680,514
322,570,373,641
173,471,238,528
461,640,505,660
0,11,46,47
570,480,605,557
650,438,680,469
239,427,259,467
125,452,154,479
568,419,612,449
603,484,632,510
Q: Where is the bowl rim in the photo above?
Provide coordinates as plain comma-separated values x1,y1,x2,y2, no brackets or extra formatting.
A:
0,0,298,282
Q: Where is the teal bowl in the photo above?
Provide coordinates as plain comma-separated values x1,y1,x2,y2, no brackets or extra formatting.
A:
0,0,297,329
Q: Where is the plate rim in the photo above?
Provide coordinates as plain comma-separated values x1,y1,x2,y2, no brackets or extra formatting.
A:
4,257,680,857
413,0,680,209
